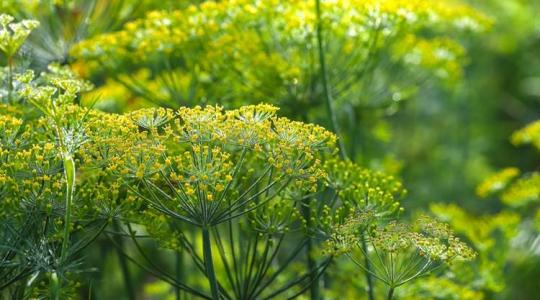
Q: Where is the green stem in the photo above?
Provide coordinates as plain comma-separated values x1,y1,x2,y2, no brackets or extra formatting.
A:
387,287,395,300
202,227,219,300
7,56,13,103
361,237,375,300
176,250,183,300
112,221,135,300
307,236,319,300
60,154,75,262
302,198,319,300
50,272,61,300
54,154,75,299
315,0,347,159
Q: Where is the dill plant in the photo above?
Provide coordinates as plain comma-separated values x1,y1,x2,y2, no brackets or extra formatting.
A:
0,82,126,298
66,3,491,296
0,3,490,300
116,104,337,299
1,14,135,298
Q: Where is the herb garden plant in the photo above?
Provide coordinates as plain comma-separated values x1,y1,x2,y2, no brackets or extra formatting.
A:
1,0,538,299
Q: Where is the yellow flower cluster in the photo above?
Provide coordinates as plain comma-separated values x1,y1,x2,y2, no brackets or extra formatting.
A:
410,215,477,262
167,104,336,181
323,213,365,255
0,113,24,144
325,211,476,290
70,0,490,107
325,159,406,214
17,63,92,117
73,0,490,60
325,211,477,262
119,104,336,226
337,214,477,285
0,108,64,214
248,197,302,235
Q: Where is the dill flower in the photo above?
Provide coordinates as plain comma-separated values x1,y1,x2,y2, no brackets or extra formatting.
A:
323,211,374,255
124,104,336,227
326,213,476,290
247,197,302,235
0,107,64,210
325,159,406,216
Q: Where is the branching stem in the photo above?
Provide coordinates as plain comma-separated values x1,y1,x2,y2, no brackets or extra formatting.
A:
387,287,395,300
60,155,75,263
113,221,135,300
203,227,220,300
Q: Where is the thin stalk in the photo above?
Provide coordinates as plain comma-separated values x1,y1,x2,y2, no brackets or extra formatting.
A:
307,237,319,300
107,233,211,299
387,287,394,300
203,227,220,300
112,221,135,300
302,197,319,300
361,238,375,300
7,56,13,102
60,154,75,262
347,254,389,285
315,0,347,159
213,227,240,298
50,272,61,300
53,154,75,300
251,239,308,298
176,250,183,300
282,259,333,300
